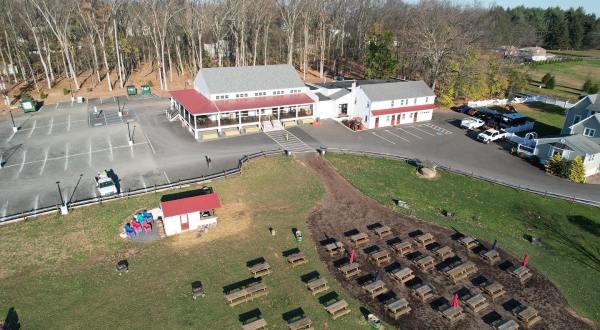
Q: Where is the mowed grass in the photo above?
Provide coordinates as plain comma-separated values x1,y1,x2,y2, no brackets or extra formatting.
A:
0,157,378,329
327,154,600,324
526,59,600,100
513,102,565,136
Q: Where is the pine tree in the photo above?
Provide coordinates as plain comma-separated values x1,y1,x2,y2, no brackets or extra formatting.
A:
545,153,562,175
541,73,552,85
362,23,399,79
545,76,556,89
582,78,593,93
568,156,586,183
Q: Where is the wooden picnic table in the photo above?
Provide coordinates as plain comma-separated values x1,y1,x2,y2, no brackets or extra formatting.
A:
224,282,269,307
242,318,268,330
514,306,542,327
287,252,308,267
369,249,391,267
324,241,345,256
493,319,519,330
444,261,478,284
391,241,413,255
433,246,455,260
349,232,370,246
440,306,465,323
464,293,489,313
338,263,361,279
248,262,272,278
325,300,351,320
306,278,329,295
414,233,435,246
414,255,435,271
385,298,411,320
372,225,392,238
362,280,388,298
413,284,434,302
482,281,505,300
458,236,479,249
389,267,415,284
287,316,313,330
510,265,532,283
481,249,501,265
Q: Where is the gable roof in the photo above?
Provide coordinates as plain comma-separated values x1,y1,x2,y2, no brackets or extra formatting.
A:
569,113,600,129
169,89,219,115
360,80,435,102
539,135,600,155
160,190,221,218
570,94,600,114
194,64,305,95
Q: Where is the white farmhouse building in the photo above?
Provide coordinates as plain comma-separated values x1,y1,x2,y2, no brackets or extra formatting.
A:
168,64,436,139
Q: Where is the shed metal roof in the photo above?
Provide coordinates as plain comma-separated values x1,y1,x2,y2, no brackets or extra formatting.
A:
160,191,221,218
360,80,435,102
169,89,218,115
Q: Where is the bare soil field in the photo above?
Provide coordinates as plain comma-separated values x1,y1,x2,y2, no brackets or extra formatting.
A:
301,154,593,330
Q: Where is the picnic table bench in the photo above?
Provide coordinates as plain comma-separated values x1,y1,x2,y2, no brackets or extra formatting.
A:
509,265,532,283
242,318,268,330
444,261,478,284
325,299,351,320
287,316,313,330
482,281,505,300
413,283,434,302
225,282,269,307
372,225,392,239
369,249,391,267
440,306,465,323
391,240,413,256
362,280,388,298
464,293,489,313
338,263,361,279
324,241,345,256
306,278,329,295
389,267,415,284
287,252,308,268
458,236,479,250
248,262,272,278
492,319,519,330
349,232,370,247
414,233,435,246
385,297,411,320
514,305,542,327
433,245,455,260
481,249,501,265
413,255,435,271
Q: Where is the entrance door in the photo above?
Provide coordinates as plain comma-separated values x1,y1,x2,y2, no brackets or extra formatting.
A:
180,214,190,231
391,115,396,126
375,117,379,128
413,112,417,123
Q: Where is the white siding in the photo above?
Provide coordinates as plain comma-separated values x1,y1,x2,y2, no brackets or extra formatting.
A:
163,212,218,237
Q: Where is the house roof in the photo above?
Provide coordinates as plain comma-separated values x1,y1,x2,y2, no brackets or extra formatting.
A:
570,94,600,115
329,89,351,100
371,103,435,116
214,93,314,112
160,191,221,218
360,80,435,102
194,64,305,95
570,113,600,129
169,89,219,115
539,135,600,155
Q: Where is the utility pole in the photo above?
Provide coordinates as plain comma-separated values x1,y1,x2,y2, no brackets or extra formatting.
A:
9,110,17,132
127,122,133,146
56,181,68,215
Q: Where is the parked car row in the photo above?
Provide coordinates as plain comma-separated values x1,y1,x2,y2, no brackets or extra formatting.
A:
455,104,536,144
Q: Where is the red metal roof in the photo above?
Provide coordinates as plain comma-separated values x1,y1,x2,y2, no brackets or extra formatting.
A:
215,93,314,112
371,103,435,116
161,192,221,218
169,89,219,115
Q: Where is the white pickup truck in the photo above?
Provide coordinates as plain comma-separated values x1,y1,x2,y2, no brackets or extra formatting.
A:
460,117,486,130
95,170,118,197
476,129,508,144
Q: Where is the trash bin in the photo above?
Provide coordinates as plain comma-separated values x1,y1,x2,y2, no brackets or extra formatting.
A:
20,96,36,113
127,85,137,96
141,85,151,95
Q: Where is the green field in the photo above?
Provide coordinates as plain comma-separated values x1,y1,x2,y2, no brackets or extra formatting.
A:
327,154,600,324
0,157,380,329
513,102,565,136
525,59,600,100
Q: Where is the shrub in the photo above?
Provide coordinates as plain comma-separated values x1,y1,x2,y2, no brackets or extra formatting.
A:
541,73,552,85
63,88,70,95
147,80,154,87
545,153,562,176
545,76,556,89
589,84,599,94
39,91,48,99
582,78,592,93
567,156,586,183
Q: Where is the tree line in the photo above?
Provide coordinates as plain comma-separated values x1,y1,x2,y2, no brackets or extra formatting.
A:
0,0,598,103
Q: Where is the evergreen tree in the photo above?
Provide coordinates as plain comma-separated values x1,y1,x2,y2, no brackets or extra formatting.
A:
541,73,552,85
566,8,585,49
545,76,556,89
568,156,586,183
362,22,399,79
545,153,562,175
544,8,570,49
582,78,593,93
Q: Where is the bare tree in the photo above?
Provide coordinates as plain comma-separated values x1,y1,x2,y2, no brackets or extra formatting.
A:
277,0,305,65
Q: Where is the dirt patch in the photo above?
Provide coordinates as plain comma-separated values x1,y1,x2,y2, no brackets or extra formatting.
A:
300,154,593,330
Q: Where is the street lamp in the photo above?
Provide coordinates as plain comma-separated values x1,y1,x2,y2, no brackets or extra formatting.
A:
56,181,65,206
9,110,17,132
127,122,133,145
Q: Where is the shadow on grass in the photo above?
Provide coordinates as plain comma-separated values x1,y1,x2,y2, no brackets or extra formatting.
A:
222,278,261,294
239,308,262,324
318,291,339,306
4,307,20,330
300,271,320,283
282,307,305,323
568,215,600,237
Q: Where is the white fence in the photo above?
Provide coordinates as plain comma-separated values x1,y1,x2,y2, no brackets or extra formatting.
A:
467,99,508,107
467,95,576,109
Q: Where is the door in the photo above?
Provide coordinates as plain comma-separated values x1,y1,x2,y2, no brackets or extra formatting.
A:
396,115,401,125
412,112,417,123
375,117,379,128
180,214,190,231
391,115,396,126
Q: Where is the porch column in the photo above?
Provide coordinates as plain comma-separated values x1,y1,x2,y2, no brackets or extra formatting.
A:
295,105,299,120
194,114,197,131
238,110,242,128
217,113,221,132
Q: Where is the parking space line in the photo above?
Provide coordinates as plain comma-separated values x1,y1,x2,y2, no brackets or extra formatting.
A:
1,201,7,219
64,143,69,171
67,115,71,131
39,149,48,175
5,131,16,143
16,150,27,178
163,171,171,184
408,125,435,136
144,133,156,155
107,136,114,161
372,132,396,144
47,117,54,135
385,129,410,142
396,127,422,139
88,141,92,167
33,194,39,211
27,120,37,138
141,176,147,191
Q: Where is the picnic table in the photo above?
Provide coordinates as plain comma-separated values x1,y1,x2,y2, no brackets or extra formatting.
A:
369,249,391,267
349,232,370,247
514,305,542,327
492,319,519,330
458,236,479,249
481,249,501,265
391,241,413,256
509,265,532,283
464,293,489,313
372,225,392,239
242,317,268,330
389,267,415,284
248,262,272,278
287,252,308,268
440,306,465,323
287,316,313,330
414,233,435,246
306,278,329,296
413,284,434,302
433,246,455,260
362,280,388,298
324,241,345,256
338,263,361,279
444,261,478,284
385,298,411,320
325,299,351,320
224,282,269,307
482,281,505,300
414,255,435,271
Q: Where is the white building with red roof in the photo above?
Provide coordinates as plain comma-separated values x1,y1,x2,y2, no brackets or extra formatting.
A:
159,188,221,237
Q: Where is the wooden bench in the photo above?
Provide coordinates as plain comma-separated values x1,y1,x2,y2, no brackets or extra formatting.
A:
481,249,501,265
349,232,370,247
389,267,415,284
287,316,313,330
224,129,240,137
369,250,391,267
325,300,351,320
372,226,392,239
464,293,489,313
433,246,455,260
248,262,272,278
440,306,465,323
414,255,435,271
244,126,261,134
412,284,434,302
306,278,329,296
224,282,269,307
391,241,413,256
514,306,542,328
444,261,478,284
482,281,505,300
385,298,411,320
509,265,532,284
414,233,435,246
283,120,297,128
242,318,268,330
458,236,479,249
492,319,519,330
338,263,361,279
324,241,345,256
362,280,388,298
287,252,308,268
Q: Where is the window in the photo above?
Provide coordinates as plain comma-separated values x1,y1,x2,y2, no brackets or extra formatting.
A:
401,113,406,119
588,154,596,162
408,112,413,118
583,127,596,137
391,100,394,107
386,115,391,122
573,115,581,125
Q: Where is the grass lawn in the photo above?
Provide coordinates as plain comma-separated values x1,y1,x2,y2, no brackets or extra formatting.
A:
0,157,379,329
525,59,600,100
513,102,565,136
327,154,600,324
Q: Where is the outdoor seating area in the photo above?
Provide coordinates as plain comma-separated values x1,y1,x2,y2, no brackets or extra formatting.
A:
463,293,489,313
440,305,465,323
122,210,155,239
413,283,435,302
338,263,361,279
389,267,415,284
368,249,391,267
482,281,506,300
349,232,370,247
324,299,351,320
324,241,345,256
287,252,308,268
224,282,269,307
481,249,501,265
241,317,268,330
433,245,455,260
361,280,388,298
458,236,479,250
249,261,272,278
509,265,532,283
306,278,329,296
492,318,519,330
444,261,478,284
372,225,392,239
414,255,435,271
385,298,411,320
513,305,542,327
287,316,313,330
414,233,435,246
391,240,413,256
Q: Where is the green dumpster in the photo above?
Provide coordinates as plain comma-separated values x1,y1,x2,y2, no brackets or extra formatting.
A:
20,96,36,113
141,85,151,95
127,85,137,96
